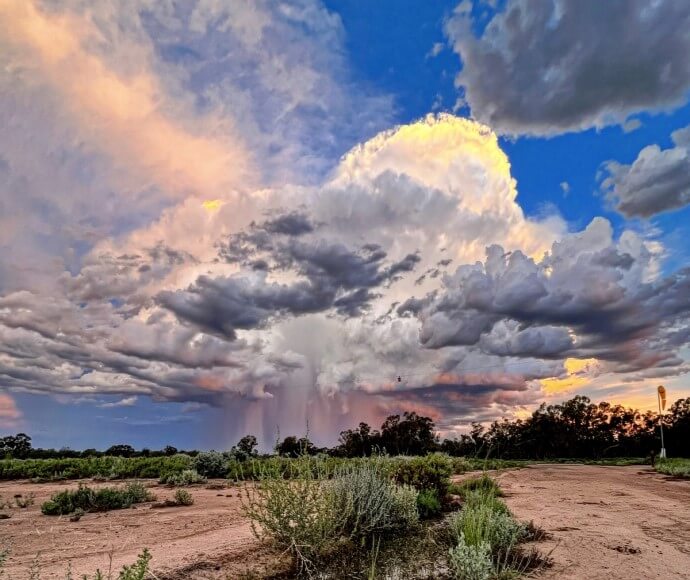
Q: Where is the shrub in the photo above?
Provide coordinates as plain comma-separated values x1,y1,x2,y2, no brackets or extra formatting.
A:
416,488,442,519
41,483,155,515
656,458,690,478
193,451,227,478
391,453,453,499
448,502,523,553
452,474,503,499
448,532,492,580
243,458,344,574
160,469,206,486
15,492,35,508
330,463,419,538
463,489,510,516
174,489,194,506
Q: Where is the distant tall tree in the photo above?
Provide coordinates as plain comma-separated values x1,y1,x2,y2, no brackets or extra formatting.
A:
275,436,316,457
105,444,136,457
232,435,258,460
0,433,32,458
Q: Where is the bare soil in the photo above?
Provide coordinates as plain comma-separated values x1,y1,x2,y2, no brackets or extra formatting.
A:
0,479,279,579
1,466,688,579
483,464,690,579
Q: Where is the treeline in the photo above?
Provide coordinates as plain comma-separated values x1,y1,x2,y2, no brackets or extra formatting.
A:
2,396,689,461
333,395,690,459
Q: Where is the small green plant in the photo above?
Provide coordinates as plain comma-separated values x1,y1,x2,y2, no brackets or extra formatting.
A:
448,532,492,580
452,474,503,499
80,549,152,580
448,501,523,553
15,492,35,508
416,489,442,519
173,489,194,506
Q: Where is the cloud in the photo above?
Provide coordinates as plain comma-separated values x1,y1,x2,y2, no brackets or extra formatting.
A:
445,0,690,135
1,109,688,445
411,217,689,375
0,393,22,428
99,395,138,408
601,124,690,217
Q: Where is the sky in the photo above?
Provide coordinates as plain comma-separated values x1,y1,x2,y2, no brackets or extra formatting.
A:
1,0,690,450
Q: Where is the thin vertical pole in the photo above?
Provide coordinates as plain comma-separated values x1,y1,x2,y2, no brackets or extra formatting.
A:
658,389,666,459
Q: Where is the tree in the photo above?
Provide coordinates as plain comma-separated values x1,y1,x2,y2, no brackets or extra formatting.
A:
338,422,379,457
163,445,178,456
231,435,258,460
105,444,136,457
275,436,316,457
380,412,438,455
0,433,32,458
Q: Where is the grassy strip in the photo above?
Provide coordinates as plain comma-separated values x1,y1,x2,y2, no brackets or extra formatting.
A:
655,457,690,477
41,482,156,515
0,453,651,484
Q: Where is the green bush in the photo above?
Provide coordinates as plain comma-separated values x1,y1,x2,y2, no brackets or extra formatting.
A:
448,502,523,553
193,451,227,478
390,453,453,499
41,483,155,515
452,474,503,499
448,532,492,580
462,489,510,516
416,488,442,518
331,462,419,538
656,458,690,477
174,489,194,506
160,468,206,486
243,457,344,574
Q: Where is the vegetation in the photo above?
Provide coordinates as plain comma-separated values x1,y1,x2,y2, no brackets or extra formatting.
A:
655,457,690,477
41,482,155,515
446,478,545,579
243,456,421,575
2,395,687,486
173,489,194,506
0,548,152,580
159,468,206,486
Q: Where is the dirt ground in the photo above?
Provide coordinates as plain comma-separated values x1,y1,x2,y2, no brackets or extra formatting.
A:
1,466,688,579
486,465,690,579
0,479,276,579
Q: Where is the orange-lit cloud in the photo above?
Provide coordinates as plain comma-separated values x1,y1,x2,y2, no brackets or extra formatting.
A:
0,0,256,199
541,358,599,394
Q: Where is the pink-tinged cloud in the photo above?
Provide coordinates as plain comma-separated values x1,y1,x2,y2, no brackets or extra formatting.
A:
0,0,256,199
0,393,22,428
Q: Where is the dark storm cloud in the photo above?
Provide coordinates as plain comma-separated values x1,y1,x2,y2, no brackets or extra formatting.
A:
410,223,690,373
446,0,690,135
161,238,422,335
261,211,315,236
601,125,690,217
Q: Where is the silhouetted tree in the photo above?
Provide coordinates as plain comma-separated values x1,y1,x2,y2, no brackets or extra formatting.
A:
105,444,136,457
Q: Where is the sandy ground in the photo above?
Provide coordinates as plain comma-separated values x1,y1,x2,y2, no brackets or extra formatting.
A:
0,479,276,579
1,466,688,579
486,465,690,579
